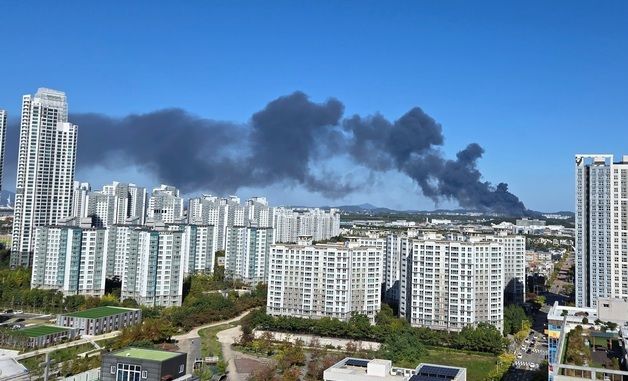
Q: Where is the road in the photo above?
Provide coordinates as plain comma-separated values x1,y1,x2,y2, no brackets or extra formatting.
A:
548,251,574,298
217,326,275,381
217,326,243,381
173,309,254,373
14,331,121,360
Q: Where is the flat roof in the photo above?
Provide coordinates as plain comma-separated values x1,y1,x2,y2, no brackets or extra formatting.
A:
19,325,70,338
111,347,182,362
63,306,137,319
0,357,28,380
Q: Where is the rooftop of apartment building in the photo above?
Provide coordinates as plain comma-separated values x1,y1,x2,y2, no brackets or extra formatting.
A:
324,357,466,381
272,235,380,250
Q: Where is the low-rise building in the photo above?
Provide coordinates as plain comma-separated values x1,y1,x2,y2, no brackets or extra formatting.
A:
324,357,466,381
0,355,29,381
547,299,628,381
0,325,79,349
101,347,189,381
57,306,142,335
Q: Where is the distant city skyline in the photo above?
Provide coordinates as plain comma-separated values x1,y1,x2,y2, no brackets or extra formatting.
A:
2,2,628,212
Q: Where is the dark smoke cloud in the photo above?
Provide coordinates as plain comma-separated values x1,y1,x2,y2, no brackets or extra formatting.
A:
5,91,526,214
342,108,526,215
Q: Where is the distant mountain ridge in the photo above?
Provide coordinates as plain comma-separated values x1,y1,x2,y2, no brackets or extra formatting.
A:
306,203,575,218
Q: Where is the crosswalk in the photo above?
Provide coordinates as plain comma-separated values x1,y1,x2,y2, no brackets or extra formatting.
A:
513,360,539,369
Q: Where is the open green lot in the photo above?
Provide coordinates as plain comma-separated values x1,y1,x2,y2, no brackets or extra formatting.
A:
419,346,498,381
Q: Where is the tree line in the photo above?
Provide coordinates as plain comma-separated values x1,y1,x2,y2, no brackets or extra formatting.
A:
242,305,507,356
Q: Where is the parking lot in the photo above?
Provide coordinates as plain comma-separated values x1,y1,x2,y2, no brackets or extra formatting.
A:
0,311,55,328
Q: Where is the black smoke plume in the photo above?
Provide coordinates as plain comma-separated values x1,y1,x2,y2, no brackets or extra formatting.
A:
8,91,526,215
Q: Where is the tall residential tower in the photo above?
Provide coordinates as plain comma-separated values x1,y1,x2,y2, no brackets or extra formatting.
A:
575,154,628,307
0,109,7,193
11,89,78,267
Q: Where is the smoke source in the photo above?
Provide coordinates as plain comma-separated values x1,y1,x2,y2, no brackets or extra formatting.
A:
5,91,527,215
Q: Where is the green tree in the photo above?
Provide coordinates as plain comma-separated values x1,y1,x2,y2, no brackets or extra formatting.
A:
378,327,427,366
503,305,530,335
534,295,546,308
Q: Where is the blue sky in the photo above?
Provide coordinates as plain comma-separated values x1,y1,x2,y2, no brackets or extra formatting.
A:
1,1,627,211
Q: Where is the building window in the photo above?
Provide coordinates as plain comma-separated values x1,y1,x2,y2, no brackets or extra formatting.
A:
179,364,185,374
117,363,141,381
142,370,148,379
111,365,116,374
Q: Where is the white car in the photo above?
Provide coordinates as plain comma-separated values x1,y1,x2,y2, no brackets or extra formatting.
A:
517,354,523,359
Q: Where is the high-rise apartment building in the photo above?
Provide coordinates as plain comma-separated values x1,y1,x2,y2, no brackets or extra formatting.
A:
121,229,185,307
106,224,142,278
383,233,408,303
487,233,525,304
86,192,117,227
575,154,628,307
31,226,108,296
188,195,272,250
0,109,7,192
267,236,383,322
180,224,218,275
147,185,183,223
273,207,340,243
224,225,273,283
72,182,91,220
102,181,147,225
12,89,78,267
399,234,504,332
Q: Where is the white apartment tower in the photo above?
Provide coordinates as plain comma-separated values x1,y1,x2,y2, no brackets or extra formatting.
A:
147,184,183,223
225,225,274,283
102,181,147,225
487,233,525,304
12,88,78,266
273,207,341,243
85,192,117,227
188,195,272,250
121,229,185,307
383,233,408,303
399,235,504,332
575,154,628,307
0,109,7,192
180,224,219,275
31,226,108,296
72,182,91,219
84,182,147,227
267,237,383,322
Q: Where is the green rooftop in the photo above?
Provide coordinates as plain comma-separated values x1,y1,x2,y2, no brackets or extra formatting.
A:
19,325,70,338
112,347,181,362
63,306,136,319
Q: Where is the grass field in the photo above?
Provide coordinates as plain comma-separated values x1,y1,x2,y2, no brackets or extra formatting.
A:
198,323,238,358
20,325,69,337
419,347,498,381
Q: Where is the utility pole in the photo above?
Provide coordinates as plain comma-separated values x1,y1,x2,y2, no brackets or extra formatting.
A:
43,352,51,381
